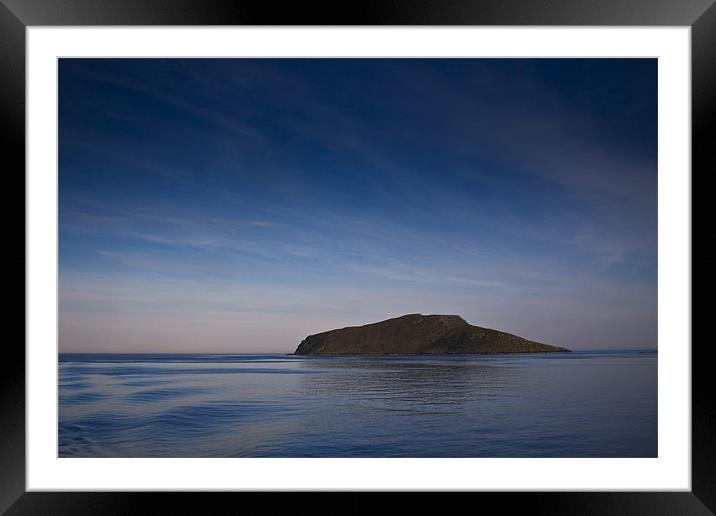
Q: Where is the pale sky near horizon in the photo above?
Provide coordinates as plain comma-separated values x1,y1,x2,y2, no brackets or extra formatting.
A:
59,58,657,353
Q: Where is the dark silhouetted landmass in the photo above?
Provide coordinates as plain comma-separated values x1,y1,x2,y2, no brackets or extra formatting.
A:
293,314,570,355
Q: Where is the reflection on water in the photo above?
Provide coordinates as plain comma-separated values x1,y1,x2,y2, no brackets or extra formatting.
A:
302,357,517,406
58,352,657,457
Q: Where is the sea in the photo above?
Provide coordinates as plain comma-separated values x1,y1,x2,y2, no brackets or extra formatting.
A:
58,351,657,458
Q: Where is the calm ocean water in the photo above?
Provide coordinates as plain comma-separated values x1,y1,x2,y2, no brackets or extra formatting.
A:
58,351,657,457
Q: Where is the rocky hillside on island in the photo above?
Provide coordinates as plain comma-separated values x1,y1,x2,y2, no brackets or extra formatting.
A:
293,314,570,355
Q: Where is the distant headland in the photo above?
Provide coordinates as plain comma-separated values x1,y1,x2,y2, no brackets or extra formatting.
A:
293,314,571,355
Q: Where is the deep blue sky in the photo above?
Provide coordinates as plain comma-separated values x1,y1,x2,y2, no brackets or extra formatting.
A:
59,58,657,352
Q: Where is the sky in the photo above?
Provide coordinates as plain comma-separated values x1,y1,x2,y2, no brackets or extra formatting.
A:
58,58,657,353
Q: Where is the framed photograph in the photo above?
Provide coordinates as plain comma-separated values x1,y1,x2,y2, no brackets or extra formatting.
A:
6,0,709,513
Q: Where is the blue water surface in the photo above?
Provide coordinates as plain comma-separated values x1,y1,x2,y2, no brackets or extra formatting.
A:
58,351,657,457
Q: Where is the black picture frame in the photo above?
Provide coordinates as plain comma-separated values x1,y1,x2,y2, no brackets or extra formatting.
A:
4,1,710,514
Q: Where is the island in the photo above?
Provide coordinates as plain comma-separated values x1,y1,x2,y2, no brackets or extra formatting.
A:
293,314,571,355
